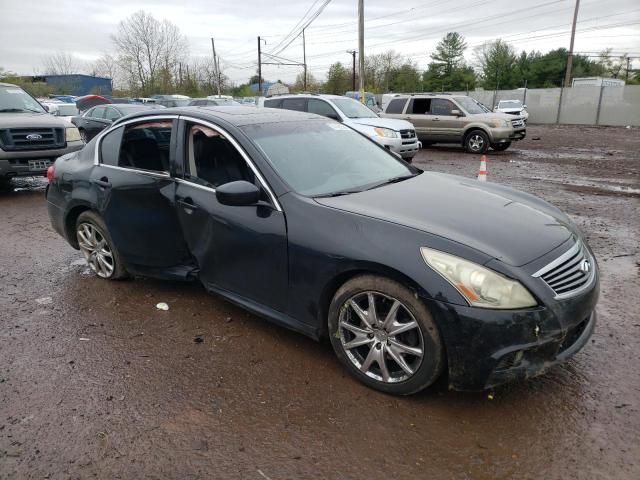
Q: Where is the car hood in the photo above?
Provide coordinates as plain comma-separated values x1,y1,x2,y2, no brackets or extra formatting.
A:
498,107,524,113
0,112,70,128
315,172,573,267
350,117,415,131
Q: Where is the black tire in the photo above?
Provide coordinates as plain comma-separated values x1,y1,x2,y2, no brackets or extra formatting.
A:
464,129,489,154
328,275,444,395
75,211,128,280
491,142,511,151
404,156,414,163
79,128,88,143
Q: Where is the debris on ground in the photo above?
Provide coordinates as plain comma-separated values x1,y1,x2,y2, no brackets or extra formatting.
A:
35,297,53,305
156,302,169,311
194,335,204,343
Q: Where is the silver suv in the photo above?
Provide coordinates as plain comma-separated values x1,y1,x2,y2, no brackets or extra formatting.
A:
0,82,83,182
381,93,526,153
261,94,420,161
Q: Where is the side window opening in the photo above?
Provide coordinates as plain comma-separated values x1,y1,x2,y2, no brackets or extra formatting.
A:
117,120,172,173
430,99,454,115
264,99,282,108
185,123,256,190
410,98,431,114
100,126,124,166
386,98,407,114
282,98,306,112
307,99,338,118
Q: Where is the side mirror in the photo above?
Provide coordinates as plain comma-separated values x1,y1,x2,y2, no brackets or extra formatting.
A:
451,109,462,116
494,105,498,109
523,104,527,108
326,112,340,121
43,105,50,112
216,180,261,206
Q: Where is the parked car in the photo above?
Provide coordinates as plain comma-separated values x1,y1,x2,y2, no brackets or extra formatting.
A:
382,93,526,153
494,99,529,121
344,91,381,112
49,95,77,104
0,82,83,182
46,106,598,394
44,102,79,122
75,94,112,113
189,97,241,106
71,103,165,142
152,94,191,108
262,94,420,161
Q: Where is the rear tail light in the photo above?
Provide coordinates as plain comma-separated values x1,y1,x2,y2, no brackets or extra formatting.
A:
47,164,55,183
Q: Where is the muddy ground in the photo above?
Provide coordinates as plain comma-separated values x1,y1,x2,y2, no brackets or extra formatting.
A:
1,124,639,480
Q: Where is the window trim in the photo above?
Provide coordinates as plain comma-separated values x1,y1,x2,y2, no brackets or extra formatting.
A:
307,98,340,119
178,115,282,212
430,98,456,116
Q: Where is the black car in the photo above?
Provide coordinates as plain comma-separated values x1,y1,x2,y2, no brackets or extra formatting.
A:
46,107,599,395
71,103,164,142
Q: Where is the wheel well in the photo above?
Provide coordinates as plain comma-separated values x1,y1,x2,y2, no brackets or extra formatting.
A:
462,127,489,146
316,265,429,340
64,205,91,249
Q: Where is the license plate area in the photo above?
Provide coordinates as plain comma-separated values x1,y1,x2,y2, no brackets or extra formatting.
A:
28,159,51,171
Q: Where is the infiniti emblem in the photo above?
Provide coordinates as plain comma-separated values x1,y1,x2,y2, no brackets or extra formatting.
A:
26,134,43,140
580,259,591,274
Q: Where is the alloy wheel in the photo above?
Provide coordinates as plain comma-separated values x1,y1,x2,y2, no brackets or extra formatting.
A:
468,134,484,152
338,291,424,383
76,222,114,278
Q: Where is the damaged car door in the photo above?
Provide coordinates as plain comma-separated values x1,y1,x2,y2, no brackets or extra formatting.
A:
173,119,288,312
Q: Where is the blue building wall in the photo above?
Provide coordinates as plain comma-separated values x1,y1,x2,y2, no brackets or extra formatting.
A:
44,75,112,96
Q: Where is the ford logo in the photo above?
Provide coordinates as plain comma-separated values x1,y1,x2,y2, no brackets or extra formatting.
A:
579,259,591,274
26,134,43,140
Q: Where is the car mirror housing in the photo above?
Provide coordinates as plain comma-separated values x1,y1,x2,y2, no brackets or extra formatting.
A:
523,104,527,108
451,109,462,116
216,180,261,206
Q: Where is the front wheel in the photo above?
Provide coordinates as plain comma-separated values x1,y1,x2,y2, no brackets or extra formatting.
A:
465,130,489,154
75,211,127,279
328,275,444,395
79,129,88,143
491,142,511,151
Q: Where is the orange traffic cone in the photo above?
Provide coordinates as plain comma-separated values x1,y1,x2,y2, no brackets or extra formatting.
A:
477,155,487,182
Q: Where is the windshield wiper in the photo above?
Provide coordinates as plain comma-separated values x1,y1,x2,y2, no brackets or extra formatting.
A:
0,108,42,113
364,173,418,191
314,188,364,198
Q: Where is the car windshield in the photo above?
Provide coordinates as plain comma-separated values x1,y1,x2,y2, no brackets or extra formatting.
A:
56,104,79,116
242,120,415,197
212,98,241,106
171,99,191,107
499,101,523,109
453,97,486,115
0,86,46,113
332,98,378,119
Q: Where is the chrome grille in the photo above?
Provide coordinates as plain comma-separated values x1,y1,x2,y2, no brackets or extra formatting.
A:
400,129,416,139
533,240,595,298
0,128,65,151
511,118,525,128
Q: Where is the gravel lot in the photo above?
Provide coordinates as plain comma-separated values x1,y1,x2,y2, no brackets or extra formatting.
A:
1,124,639,479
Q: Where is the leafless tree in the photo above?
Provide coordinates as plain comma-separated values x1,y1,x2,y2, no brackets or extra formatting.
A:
42,52,83,75
111,10,189,93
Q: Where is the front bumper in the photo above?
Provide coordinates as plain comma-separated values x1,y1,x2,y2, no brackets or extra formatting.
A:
373,136,421,159
489,127,526,143
0,140,83,178
423,274,599,391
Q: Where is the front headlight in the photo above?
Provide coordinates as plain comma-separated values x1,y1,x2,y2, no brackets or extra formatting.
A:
420,247,537,309
374,127,399,138
65,127,81,142
491,119,510,128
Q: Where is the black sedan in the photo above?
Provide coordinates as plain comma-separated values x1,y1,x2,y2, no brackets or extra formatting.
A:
46,107,599,394
71,103,164,143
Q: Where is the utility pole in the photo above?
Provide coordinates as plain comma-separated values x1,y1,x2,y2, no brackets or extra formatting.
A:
357,0,364,102
625,56,631,81
564,0,581,88
303,28,307,91
347,50,356,91
211,38,221,96
258,36,262,96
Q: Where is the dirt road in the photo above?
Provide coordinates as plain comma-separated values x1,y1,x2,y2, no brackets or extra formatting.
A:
1,125,638,479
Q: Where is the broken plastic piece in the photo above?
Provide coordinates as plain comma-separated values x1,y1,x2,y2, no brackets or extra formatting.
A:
156,302,169,311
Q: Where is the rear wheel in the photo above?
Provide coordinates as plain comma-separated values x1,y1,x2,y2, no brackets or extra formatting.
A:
79,129,88,143
75,211,127,279
328,275,444,395
465,130,489,154
491,142,511,151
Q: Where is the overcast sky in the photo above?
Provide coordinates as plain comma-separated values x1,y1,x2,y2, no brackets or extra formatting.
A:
1,0,638,84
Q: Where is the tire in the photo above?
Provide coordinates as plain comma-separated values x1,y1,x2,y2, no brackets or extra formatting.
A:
75,211,127,280
404,156,414,163
464,130,489,154
491,142,511,151
79,129,88,143
328,275,444,395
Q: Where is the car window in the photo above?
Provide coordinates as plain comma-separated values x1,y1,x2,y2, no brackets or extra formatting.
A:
263,99,282,108
92,106,106,119
117,120,173,173
0,85,46,113
409,98,431,114
307,99,338,118
386,98,407,114
100,126,124,166
105,107,121,121
184,123,255,189
282,98,306,112
430,99,454,115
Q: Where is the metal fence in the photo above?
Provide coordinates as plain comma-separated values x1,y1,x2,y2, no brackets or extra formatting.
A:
449,85,640,127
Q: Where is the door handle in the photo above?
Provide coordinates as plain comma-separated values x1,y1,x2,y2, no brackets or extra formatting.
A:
94,176,111,188
177,198,199,212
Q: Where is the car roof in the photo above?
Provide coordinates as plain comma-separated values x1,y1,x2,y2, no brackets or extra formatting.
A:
118,106,320,127
267,93,345,101
0,82,19,88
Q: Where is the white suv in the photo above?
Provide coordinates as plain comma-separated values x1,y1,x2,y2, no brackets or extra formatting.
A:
261,94,420,161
